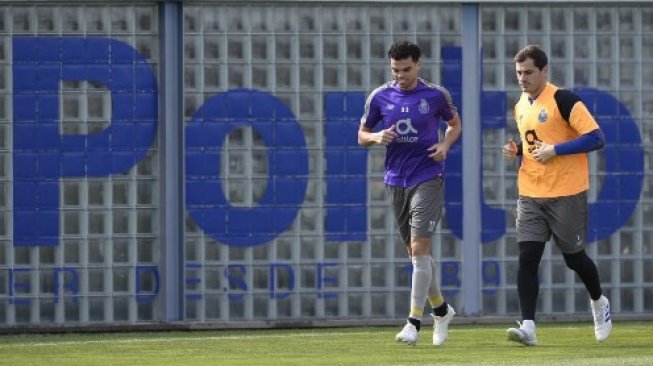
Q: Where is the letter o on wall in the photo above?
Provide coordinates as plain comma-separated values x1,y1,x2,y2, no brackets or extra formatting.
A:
185,89,308,247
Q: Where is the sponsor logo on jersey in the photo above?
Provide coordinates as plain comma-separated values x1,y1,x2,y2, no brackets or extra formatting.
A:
395,118,418,143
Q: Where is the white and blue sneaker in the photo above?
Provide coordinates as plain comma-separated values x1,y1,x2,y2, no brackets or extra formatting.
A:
507,320,538,346
591,295,612,342
431,304,455,346
395,321,419,346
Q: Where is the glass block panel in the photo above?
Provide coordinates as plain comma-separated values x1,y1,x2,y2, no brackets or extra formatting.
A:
88,211,107,235
392,8,413,32
620,288,635,312
37,7,57,32
596,8,614,31
113,267,129,292
228,37,244,59
136,209,155,234
137,181,154,205
12,7,33,33
111,7,133,33
86,7,107,33
346,64,364,88
61,7,82,32
346,35,363,60
323,35,340,60
275,36,296,62
112,210,130,235
137,238,156,262
201,7,223,31
113,239,130,263
113,182,130,205
185,64,200,90
113,297,130,321
348,294,363,316
135,7,155,31
574,36,591,59
204,38,221,60
370,263,387,287
550,8,568,32
573,8,591,32
618,8,637,32
88,181,106,206
228,64,244,88
323,64,339,87
527,10,544,31
63,211,81,235
135,36,157,60
504,9,522,32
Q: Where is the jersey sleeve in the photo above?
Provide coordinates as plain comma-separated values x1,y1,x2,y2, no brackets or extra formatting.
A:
360,90,382,130
436,86,456,122
554,89,600,135
569,101,600,134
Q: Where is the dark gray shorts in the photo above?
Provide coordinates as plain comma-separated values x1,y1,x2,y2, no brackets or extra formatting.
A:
387,177,444,245
516,191,588,254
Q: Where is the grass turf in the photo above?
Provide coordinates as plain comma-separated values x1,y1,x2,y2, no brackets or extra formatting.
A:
0,321,651,365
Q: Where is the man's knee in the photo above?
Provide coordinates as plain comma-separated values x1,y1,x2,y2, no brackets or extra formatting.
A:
518,241,545,271
410,237,431,256
562,250,588,271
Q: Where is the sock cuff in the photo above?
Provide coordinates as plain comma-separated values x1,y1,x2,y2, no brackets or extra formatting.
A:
410,306,424,318
412,255,432,267
428,295,444,308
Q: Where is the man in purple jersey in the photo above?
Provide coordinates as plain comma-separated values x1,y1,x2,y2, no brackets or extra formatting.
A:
358,41,462,346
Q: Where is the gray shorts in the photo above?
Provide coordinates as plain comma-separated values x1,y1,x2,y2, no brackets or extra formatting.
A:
516,191,588,254
387,177,444,245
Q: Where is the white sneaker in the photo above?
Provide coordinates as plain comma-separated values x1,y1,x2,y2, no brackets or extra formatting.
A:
431,304,455,346
591,295,612,342
507,321,538,346
395,321,419,345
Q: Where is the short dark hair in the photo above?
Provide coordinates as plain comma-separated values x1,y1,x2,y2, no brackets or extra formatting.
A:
388,41,421,62
513,44,548,70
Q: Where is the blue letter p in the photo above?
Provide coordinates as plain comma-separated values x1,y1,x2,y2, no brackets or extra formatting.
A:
12,37,157,246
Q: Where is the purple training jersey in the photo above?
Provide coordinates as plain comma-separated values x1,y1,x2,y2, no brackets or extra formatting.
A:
361,79,457,187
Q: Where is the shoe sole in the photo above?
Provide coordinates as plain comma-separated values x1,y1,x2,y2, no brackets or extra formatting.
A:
396,338,417,346
506,329,523,343
595,323,613,342
507,329,537,346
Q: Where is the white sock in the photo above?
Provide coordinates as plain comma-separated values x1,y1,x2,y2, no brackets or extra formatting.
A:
409,255,432,319
427,257,444,307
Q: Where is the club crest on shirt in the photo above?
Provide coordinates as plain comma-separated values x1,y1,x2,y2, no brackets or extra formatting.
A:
418,98,430,114
538,108,548,123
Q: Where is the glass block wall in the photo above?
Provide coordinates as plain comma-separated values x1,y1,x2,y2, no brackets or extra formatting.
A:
181,3,463,322
1,1,652,328
480,5,653,315
0,4,160,325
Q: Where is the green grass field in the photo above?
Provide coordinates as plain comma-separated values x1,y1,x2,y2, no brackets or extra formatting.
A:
0,322,651,365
